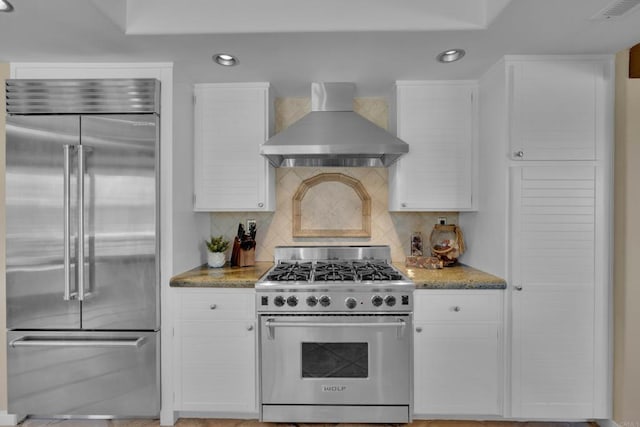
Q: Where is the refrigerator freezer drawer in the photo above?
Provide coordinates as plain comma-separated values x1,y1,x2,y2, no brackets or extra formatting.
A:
7,330,159,417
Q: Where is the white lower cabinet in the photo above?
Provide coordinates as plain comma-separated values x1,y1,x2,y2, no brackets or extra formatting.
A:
413,290,502,416
173,288,257,414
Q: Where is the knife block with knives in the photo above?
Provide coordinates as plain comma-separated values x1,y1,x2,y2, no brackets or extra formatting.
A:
231,222,256,267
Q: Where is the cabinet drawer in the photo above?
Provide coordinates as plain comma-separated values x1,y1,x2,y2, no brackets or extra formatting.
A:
178,289,255,321
414,291,501,322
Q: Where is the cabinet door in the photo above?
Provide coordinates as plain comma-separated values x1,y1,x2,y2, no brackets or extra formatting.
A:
177,320,256,412
510,165,596,418
193,83,274,211
391,82,476,211
414,322,500,415
413,291,502,416
509,60,608,161
511,285,594,418
174,289,257,413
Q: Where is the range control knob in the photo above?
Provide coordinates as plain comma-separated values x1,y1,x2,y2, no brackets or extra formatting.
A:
319,295,331,307
273,295,285,307
384,295,397,307
371,295,384,307
345,297,357,309
306,295,318,307
286,296,299,307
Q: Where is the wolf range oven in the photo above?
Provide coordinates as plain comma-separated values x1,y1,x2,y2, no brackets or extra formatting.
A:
256,246,414,423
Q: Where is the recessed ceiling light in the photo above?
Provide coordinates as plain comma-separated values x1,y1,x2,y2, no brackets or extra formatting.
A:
213,53,239,67
0,0,14,12
436,49,466,63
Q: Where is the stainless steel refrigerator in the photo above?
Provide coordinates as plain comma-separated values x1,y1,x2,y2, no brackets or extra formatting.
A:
5,79,160,417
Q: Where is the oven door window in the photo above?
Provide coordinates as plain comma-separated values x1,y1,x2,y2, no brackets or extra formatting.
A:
301,342,368,378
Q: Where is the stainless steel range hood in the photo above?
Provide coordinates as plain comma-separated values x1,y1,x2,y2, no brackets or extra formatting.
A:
260,82,409,167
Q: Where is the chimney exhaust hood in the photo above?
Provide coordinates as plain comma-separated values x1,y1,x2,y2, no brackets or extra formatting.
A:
260,82,409,167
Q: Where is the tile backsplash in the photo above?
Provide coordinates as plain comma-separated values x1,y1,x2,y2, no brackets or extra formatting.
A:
210,97,458,263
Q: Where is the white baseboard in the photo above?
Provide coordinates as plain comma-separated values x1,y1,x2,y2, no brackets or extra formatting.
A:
0,410,19,426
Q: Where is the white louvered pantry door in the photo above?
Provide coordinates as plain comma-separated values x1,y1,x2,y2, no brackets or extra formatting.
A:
510,165,597,419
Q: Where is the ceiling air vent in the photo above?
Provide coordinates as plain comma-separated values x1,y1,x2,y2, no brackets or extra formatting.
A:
591,0,640,19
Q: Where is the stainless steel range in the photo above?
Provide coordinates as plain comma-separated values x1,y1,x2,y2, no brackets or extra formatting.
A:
256,246,414,424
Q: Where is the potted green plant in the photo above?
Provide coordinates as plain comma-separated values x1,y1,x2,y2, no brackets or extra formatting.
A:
205,235,230,268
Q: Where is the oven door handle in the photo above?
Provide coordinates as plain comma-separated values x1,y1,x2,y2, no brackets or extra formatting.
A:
264,318,406,339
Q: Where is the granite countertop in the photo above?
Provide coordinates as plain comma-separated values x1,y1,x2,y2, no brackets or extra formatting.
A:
170,261,505,290
170,262,273,288
393,263,507,289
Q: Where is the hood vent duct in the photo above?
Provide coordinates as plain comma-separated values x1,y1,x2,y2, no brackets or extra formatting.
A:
260,82,409,167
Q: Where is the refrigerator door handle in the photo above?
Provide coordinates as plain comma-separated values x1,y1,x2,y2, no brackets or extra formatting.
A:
9,336,147,349
63,145,77,301
77,145,85,301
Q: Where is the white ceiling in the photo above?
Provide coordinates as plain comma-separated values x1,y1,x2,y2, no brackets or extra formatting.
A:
0,0,639,96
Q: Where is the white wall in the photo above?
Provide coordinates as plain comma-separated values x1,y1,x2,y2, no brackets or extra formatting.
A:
171,63,210,272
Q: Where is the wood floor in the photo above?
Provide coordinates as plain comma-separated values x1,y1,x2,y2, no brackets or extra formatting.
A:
18,418,598,427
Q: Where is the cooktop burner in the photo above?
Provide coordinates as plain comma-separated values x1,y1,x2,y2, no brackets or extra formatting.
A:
259,247,412,284
256,246,414,312
264,259,408,284
314,261,355,281
265,261,313,282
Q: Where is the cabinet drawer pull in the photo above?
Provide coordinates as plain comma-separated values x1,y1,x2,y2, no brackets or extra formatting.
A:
514,285,523,291
247,325,254,331
452,306,461,312
209,304,217,310
514,150,524,158
415,326,423,333
258,202,264,208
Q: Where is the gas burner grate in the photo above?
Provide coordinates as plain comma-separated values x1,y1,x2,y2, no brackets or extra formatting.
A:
266,261,312,282
260,255,410,285
353,261,404,281
357,270,404,281
313,271,356,282
313,262,356,282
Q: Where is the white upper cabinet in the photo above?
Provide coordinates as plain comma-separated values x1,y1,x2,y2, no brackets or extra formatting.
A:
390,81,477,211
193,83,275,211
508,58,609,161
